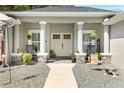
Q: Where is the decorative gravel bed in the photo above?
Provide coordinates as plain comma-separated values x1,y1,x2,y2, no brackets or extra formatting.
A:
0,62,50,88
73,63,124,88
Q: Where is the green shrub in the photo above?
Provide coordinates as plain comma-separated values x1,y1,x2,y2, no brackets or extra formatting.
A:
17,49,20,53
22,53,32,65
50,50,56,58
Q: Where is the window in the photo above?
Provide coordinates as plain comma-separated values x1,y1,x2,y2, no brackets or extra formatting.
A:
32,33,40,53
30,30,40,53
83,30,95,53
63,34,71,39
53,34,60,39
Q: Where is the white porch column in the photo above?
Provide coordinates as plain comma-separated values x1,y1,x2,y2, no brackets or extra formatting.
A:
14,24,20,52
76,22,84,53
39,21,47,53
5,27,9,65
104,25,109,53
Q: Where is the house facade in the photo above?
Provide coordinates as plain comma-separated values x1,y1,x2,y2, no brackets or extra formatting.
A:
1,6,124,69
3,6,116,54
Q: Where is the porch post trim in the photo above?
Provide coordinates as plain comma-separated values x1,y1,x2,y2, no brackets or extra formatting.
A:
5,26,8,65
104,25,109,53
39,21,47,53
76,21,84,53
14,22,21,53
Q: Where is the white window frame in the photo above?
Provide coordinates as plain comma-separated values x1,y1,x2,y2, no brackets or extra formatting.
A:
29,30,40,33
83,30,95,45
29,30,40,53
83,30,96,52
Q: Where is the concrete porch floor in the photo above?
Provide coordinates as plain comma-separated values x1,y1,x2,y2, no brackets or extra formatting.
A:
44,63,78,88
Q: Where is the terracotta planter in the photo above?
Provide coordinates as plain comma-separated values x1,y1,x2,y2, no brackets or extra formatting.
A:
90,54,98,64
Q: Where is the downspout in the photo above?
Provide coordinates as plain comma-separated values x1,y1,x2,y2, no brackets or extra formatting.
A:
12,27,14,53
108,25,111,53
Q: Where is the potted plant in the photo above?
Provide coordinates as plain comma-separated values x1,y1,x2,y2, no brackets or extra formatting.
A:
50,50,56,58
17,49,20,53
90,31,97,40
26,32,32,45
22,53,32,65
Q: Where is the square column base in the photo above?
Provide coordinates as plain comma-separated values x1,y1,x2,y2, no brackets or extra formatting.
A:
100,53,112,64
37,53,48,63
74,53,86,63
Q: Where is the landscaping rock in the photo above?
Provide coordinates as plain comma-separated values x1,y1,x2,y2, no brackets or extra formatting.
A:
73,63,124,88
0,62,50,88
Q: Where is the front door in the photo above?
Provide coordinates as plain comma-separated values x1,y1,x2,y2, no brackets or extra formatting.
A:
51,33,72,57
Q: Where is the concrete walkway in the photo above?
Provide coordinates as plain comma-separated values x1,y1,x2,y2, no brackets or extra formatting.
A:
44,63,77,88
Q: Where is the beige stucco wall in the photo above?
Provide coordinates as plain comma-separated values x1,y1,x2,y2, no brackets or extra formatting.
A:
16,22,104,54
110,20,124,69
84,23,104,52
15,15,106,54
74,23,104,53
49,23,74,54
18,22,51,53
18,22,40,52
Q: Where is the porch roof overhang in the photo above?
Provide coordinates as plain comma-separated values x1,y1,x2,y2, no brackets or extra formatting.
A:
3,11,116,17
0,12,21,27
103,12,124,25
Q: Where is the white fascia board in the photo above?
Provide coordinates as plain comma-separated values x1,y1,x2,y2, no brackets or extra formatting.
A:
103,12,124,25
4,11,116,17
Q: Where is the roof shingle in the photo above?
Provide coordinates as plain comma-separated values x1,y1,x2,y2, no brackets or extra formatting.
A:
25,6,114,12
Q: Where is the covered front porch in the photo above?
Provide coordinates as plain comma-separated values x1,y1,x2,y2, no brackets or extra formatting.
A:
8,17,111,63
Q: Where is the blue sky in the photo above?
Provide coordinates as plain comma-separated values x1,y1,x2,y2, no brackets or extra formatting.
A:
84,5,124,11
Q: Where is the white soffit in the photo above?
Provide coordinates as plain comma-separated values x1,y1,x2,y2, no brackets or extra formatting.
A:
0,12,21,27
103,12,124,25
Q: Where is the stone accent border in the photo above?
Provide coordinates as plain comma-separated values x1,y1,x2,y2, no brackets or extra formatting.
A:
74,53,86,64
37,53,48,63
100,53,112,64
